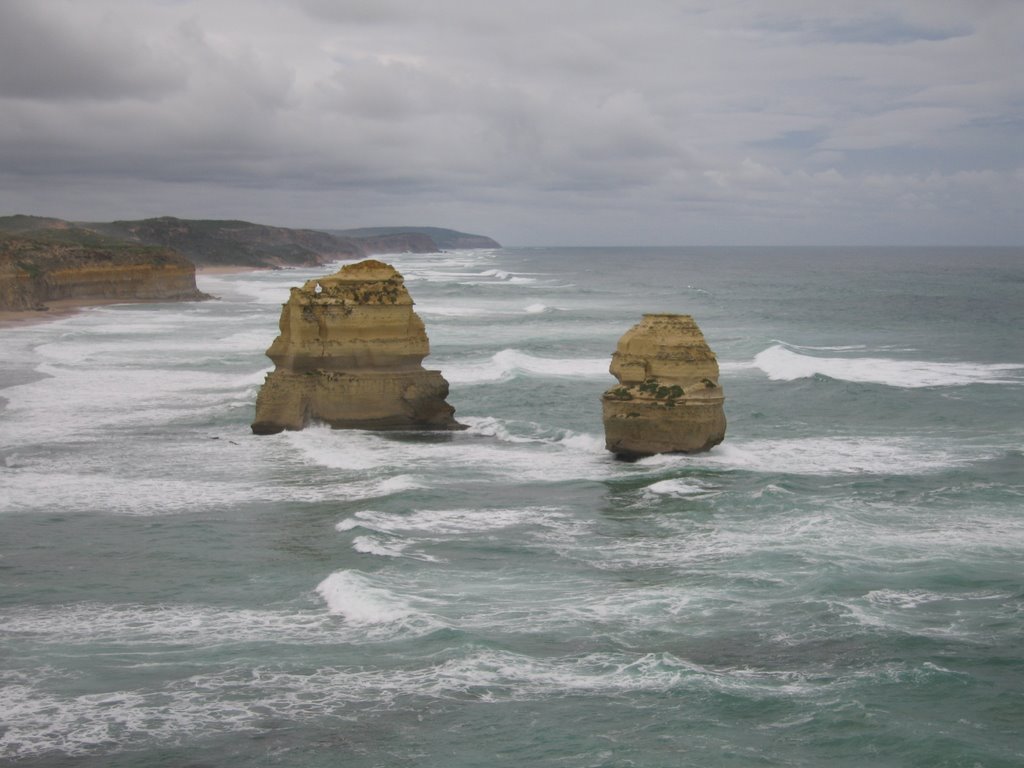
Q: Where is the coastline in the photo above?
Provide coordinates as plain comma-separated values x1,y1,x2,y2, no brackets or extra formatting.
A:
195,265,265,275
0,297,137,328
0,265,263,329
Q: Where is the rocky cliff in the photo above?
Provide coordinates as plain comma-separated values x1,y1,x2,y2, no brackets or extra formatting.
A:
89,217,444,268
2,215,500,269
0,230,209,312
327,226,501,250
602,314,726,459
252,259,463,434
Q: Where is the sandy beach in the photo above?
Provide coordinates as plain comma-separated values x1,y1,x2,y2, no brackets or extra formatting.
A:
0,298,137,328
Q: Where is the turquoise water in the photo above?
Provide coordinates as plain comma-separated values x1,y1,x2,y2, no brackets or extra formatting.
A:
1,247,1022,767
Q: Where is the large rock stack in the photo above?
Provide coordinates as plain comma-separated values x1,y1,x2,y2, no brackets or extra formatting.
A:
601,314,726,459
251,259,462,435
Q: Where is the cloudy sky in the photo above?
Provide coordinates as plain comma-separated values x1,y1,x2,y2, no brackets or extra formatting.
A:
1,0,1021,245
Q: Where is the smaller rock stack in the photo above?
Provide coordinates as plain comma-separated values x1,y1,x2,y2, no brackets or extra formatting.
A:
602,314,726,460
252,259,462,435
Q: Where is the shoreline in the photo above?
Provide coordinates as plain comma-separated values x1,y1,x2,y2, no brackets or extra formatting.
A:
195,265,265,275
0,265,264,329
0,297,137,328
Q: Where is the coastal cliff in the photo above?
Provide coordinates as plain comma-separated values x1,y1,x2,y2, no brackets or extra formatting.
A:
602,314,726,459
0,230,208,312
252,259,462,434
328,226,501,250
2,215,499,270
91,218,441,268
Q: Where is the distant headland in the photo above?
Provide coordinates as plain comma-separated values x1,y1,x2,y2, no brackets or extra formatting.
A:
0,214,500,322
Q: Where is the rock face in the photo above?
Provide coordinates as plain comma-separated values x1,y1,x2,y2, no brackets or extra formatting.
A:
2,215,501,270
92,217,441,269
602,314,726,459
328,226,501,251
252,259,463,435
0,233,209,311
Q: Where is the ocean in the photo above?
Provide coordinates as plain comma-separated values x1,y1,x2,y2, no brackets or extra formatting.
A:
1,246,1022,767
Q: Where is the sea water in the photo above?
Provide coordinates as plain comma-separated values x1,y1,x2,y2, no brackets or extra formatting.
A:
0,247,1022,767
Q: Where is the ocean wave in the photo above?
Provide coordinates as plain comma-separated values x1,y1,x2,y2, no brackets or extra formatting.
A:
0,602,341,646
463,416,606,453
315,570,444,636
644,437,977,476
351,534,442,561
754,344,1023,388
0,647,810,760
642,479,716,498
834,588,1016,637
444,349,611,385
336,506,575,536
285,422,614,484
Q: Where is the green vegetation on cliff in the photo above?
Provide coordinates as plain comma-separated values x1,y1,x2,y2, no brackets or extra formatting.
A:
327,226,500,250
0,215,501,271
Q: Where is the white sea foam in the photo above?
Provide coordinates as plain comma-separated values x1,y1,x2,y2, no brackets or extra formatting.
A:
418,305,495,318
0,462,418,515
772,340,868,352
0,646,809,760
351,535,440,561
336,506,576,536
754,344,1024,388
285,421,614,485
645,437,974,476
0,602,342,646
480,268,511,279
315,571,417,623
444,349,611,385
833,587,1017,639
643,479,715,498
314,570,443,636
717,360,759,374
1,362,268,443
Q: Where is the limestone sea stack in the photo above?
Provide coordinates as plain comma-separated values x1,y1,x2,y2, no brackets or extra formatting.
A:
251,259,463,435
602,314,726,460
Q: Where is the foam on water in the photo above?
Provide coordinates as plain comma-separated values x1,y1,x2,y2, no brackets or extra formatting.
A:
444,349,612,385
335,505,578,536
1,363,269,442
832,588,1017,639
755,344,1024,387
0,646,826,760
646,436,977,476
287,420,615,484
314,570,444,636
418,305,496,318
351,534,441,561
4,249,1023,766
1,602,344,646
643,479,716,498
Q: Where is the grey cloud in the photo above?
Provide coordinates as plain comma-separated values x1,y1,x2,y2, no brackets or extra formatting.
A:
0,0,1021,245
0,1,186,100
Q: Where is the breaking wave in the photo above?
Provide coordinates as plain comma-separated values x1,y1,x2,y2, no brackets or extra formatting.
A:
754,344,1023,388
444,349,610,385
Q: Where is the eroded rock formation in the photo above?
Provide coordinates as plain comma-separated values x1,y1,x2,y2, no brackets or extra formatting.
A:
0,233,209,312
602,314,726,460
252,259,462,435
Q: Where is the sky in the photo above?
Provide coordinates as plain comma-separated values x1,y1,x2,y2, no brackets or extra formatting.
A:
0,0,1021,246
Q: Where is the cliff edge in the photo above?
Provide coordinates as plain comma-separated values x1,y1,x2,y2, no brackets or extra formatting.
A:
252,259,463,434
0,229,209,312
602,314,726,460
